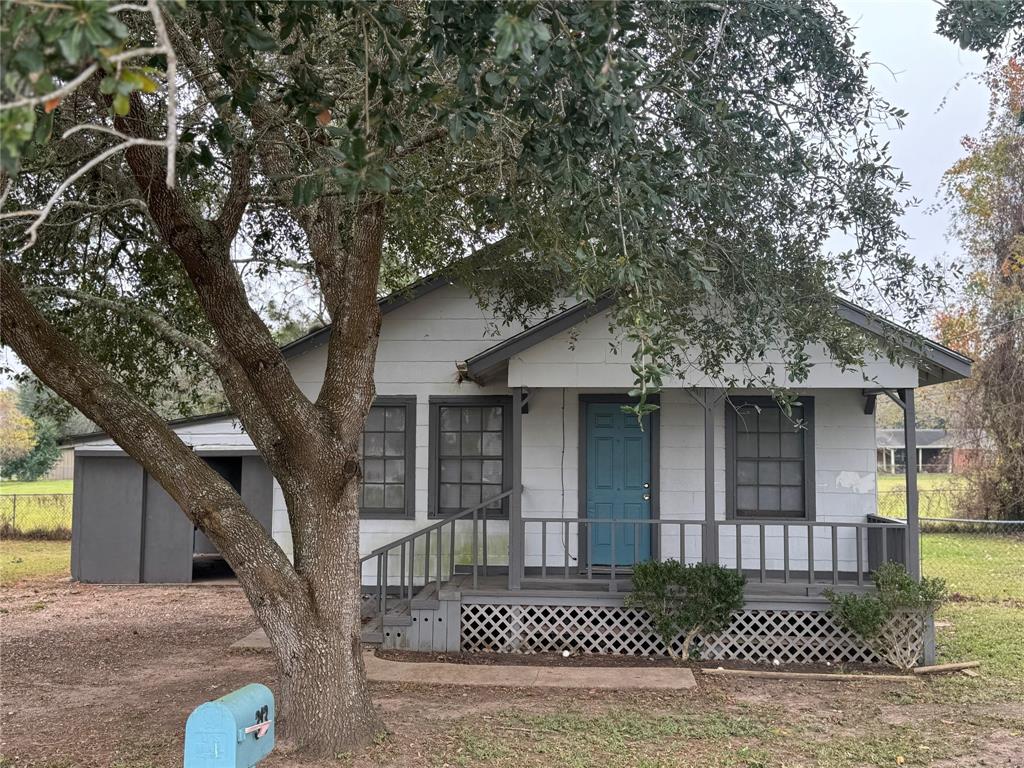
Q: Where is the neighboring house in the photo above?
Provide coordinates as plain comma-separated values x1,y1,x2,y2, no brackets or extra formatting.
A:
876,428,980,474
68,276,971,664
42,445,75,482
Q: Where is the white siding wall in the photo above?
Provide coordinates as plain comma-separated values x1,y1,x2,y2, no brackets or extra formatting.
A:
508,308,918,389
519,388,877,574
286,285,524,578
74,286,884,581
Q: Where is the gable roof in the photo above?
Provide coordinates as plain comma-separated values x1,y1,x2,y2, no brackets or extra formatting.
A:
68,277,970,448
278,272,453,360
876,428,969,450
61,410,237,446
460,295,972,387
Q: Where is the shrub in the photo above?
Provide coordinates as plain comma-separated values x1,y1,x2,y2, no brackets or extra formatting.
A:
626,560,746,661
826,562,947,670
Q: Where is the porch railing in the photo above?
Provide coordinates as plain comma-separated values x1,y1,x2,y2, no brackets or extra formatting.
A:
518,516,909,592
359,489,512,617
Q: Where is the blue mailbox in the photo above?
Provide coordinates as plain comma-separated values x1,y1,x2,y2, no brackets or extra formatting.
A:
184,683,275,768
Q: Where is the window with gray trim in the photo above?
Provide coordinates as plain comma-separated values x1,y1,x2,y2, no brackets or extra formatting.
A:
429,397,510,517
360,397,415,518
726,397,815,520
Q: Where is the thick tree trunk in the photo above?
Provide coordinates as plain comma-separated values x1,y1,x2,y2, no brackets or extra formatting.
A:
259,474,384,754
265,615,380,754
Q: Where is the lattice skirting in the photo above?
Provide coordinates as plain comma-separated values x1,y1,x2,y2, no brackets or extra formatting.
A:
461,604,922,664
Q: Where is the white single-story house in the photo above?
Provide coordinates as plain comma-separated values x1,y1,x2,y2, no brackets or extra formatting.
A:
68,275,970,663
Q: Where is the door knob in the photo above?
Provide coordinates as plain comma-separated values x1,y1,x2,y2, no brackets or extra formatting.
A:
643,483,650,489
643,493,651,501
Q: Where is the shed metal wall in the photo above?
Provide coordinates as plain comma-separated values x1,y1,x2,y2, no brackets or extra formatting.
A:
72,454,274,584
142,474,194,583
72,456,145,583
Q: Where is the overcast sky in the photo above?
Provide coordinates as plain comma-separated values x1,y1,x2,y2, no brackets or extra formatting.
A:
838,0,989,272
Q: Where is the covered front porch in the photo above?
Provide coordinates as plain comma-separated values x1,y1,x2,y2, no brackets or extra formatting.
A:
359,382,927,663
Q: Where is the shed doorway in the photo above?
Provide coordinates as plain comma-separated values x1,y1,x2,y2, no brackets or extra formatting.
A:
191,456,242,582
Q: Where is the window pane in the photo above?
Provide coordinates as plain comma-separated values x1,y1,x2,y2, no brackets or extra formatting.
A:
440,432,460,456
384,484,404,509
481,460,503,484
483,485,503,508
366,407,385,431
440,483,460,508
364,433,384,457
484,406,503,431
780,432,802,458
732,401,809,520
384,432,404,457
461,433,481,456
781,486,803,512
737,460,757,484
385,459,405,483
482,432,503,456
735,433,756,458
440,407,460,431
363,483,385,508
758,461,780,485
435,401,507,516
758,486,780,511
781,462,802,486
737,485,757,510
758,433,780,458
440,459,460,482
461,460,482,483
363,459,384,483
461,407,481,430
385,406,405,432
461,484,481,507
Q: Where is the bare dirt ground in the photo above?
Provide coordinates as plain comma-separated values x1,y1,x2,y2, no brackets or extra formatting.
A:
1,576,1021,768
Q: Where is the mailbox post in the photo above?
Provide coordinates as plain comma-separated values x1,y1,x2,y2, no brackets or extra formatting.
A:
184,683,275,768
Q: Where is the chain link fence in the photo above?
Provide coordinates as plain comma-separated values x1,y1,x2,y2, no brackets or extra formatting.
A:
0,494,73,539
877,488,959,519
920,519,1024,605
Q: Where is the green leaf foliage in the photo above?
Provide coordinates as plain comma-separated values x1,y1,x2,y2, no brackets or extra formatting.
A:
1,416,61,481
625,560,746,660
826,562,948,641
936,1,1024,59
3,1,950,420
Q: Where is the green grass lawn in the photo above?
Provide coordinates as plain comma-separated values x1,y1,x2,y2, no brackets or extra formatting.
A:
921,532,1024,603
0,493,72,537
937,603,1024,683
0,478,73,495
877,473,967,519
0,479,74,537
0,539,70,586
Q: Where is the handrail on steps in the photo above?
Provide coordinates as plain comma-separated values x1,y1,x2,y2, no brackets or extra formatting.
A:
362,488,513,619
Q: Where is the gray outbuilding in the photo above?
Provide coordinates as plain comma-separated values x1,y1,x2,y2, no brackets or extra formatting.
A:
69,416,272,584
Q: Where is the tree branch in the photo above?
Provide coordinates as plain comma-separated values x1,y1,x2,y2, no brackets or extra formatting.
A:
110,91,325,451
23,285,217,365
215,144,251,242
0,261,304,611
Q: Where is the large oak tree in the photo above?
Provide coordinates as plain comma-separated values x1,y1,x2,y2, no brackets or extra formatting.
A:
2,0,942,755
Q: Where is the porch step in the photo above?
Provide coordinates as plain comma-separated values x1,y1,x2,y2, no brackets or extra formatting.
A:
411,582,440,610
361,617,384,646
382,599,413,627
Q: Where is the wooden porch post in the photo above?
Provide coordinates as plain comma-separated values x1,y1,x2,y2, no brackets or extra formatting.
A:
901,388,921,580
508,387,524,590
702,389,718,564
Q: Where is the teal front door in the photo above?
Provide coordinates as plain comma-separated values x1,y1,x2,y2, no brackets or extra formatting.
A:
585,402,652,567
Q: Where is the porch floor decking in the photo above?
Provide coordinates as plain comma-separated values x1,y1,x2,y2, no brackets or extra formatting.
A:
439,570,874,602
